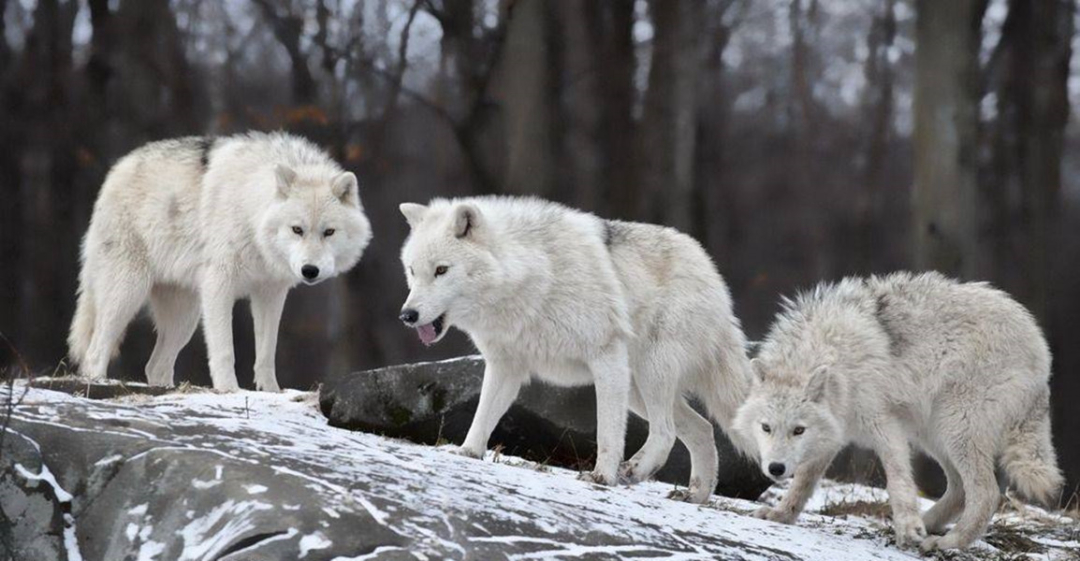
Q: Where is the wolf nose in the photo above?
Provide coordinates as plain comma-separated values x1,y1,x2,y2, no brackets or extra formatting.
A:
301,265,320,280
768,462,786,477
399,309,419,325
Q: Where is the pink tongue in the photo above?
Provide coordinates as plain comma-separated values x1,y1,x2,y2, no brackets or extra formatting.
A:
417,324,438,345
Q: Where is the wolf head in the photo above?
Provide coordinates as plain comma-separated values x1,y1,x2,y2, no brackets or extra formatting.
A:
397,201,498,346
257,164,372,285
733,358,846,482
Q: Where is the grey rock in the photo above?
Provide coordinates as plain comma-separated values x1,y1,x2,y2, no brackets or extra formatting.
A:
318,356,772,500
2,380,1066,561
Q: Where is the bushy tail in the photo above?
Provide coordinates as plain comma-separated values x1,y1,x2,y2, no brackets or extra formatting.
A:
1000,401,1064,507
67,271,95,370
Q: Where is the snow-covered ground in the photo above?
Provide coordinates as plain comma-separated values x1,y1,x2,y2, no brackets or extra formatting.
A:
4,381,1077,560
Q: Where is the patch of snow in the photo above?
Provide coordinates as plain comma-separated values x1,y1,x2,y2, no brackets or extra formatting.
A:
191,477,221,489
128,503,149,516
244,484,268,494
331,545,407,561
298,532,332,558
94,454,124,467
14,462,74,503
137,540,166,561
63,513,83,561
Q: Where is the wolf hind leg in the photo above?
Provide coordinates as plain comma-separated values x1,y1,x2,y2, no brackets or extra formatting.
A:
921,434,1000,551
923,458,965,535
669,399,718,503
145,285,200,387
82,256,152,381
617,349,679,485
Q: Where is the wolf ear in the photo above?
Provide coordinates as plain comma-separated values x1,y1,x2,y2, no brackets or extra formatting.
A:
749,358,768,386
451,203,482,239
399,203,428,229
331,172,359,206
805,365,833,403
275,164,297,198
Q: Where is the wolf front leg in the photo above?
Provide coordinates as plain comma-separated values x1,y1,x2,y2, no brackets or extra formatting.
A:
250,285,289,392
754,454,833,524
201,271,241,392
458,357,525,458
582,340,631,486
874,424,927,547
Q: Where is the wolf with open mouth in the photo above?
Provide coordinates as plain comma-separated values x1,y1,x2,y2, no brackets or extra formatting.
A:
396,196,754,501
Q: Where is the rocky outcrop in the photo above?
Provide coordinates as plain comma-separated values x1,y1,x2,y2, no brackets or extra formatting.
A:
318,356,773,499
3,379,1074,560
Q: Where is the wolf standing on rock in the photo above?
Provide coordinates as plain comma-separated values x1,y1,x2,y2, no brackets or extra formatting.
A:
397,196,753,502
69,132,372,392
733,272,1062,551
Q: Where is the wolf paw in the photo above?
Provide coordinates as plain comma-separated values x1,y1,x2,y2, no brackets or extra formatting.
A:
578,470,617,486
747,508,799,525
444,445,484,459
666,487,708,503
668,483,710,504
892,514,928,547
920,534,962,552
752,505,797,524
213,380,241,393
255,379,281,393
617,460,644,484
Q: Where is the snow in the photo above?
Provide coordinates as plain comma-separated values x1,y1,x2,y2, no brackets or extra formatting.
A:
13,452,86,561
6,383,1078,560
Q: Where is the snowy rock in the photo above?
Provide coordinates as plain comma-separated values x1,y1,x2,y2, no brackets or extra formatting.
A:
2,381,1076,560
319,355,772,499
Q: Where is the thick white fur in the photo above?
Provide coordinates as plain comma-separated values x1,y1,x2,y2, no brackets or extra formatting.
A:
399,196,753,501
732,272,1063,551
69,132,372,391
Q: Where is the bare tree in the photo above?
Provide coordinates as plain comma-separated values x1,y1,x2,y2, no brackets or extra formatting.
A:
253,0,318,105
989,0,1074,320
500,0,559,197
856,0,897,270
912,0,988,277
639,0,704,231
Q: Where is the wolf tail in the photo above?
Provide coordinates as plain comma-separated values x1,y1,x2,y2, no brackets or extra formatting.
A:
67,266,95,370
1000,393,1064,507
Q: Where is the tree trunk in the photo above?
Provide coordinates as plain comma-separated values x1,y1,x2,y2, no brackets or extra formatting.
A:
640,0,703,231
500,0,557,197
588,1,636,219
912,0,987,277
555,0,603,211
993,0,1073,321
856,0,896,272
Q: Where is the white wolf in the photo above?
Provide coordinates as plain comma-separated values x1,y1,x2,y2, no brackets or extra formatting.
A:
68,132,372,392
733,272,1062,551
397,196,753,501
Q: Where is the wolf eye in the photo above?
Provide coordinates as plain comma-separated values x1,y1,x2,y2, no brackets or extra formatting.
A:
323,228,335,237
291,226,304,236
793,426,806,436
762,424,772,434
434,265,448,277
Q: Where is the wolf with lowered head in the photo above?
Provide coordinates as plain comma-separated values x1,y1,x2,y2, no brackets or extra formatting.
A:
733,272,1062,551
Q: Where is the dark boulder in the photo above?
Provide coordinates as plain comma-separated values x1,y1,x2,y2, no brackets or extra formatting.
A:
318,355,772,499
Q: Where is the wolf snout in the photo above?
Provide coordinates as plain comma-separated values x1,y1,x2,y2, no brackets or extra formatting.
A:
768,462,787,478
399,308,419,325
301,264,320,280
